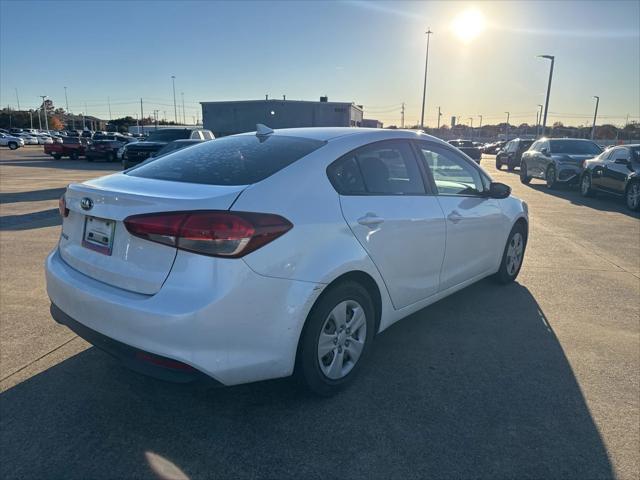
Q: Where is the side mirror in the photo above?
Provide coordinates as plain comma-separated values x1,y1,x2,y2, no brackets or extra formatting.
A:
540,148,550,156
487,182,511,199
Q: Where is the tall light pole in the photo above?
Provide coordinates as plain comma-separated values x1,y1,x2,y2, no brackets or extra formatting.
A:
468,117,473,138
437,106,442,129
40,95,49,131
171,75,178,124
536,104,543,137
64,86,74,130
420,28,433,129
15,88,20,110
29,110,33,129
478,114,483,128
181,92,186,125
505,111,510,139
591,96,600,140
538,54,555,137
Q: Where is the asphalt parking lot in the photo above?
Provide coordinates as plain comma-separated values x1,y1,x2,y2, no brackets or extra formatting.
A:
1,146,638,479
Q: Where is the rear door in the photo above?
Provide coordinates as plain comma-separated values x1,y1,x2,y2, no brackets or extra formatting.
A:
602,147,631,193
59,174,246,294
332,140,446,309
416,141,508,291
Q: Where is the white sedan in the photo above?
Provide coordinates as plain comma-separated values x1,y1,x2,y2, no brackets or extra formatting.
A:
16,133,39,145
45,127,528,395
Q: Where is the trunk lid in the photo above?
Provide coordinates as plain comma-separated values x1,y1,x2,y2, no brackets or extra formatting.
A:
59,173,246,294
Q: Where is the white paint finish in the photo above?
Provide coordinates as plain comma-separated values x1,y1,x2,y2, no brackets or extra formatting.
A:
436,195,508,290
45,127,528,386
58,177,245,294
340,195,446,308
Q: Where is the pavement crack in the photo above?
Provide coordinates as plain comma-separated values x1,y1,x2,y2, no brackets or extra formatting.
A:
0,335,79,382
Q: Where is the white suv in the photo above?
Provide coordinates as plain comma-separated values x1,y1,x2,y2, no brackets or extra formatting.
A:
0,133,25,150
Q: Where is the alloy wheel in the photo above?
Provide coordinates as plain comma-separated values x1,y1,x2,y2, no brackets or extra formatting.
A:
317,300,367,380
627,183,640,210
546,166,556,188
581,174,591,196
506,232,524,276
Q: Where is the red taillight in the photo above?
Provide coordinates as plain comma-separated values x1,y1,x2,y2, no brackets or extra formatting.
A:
58,194,69,217
124,210,292,258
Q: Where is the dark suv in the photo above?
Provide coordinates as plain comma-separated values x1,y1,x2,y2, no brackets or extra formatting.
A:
580,144,640,211
496,138,533,171
86,134,134,162
122,128,214,169
447,139,482,163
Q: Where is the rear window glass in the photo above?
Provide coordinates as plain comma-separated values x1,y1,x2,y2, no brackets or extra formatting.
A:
549,140,602,155
127,135,325,185
145,129,192,142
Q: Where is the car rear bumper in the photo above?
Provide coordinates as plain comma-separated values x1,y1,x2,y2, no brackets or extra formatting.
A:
45,248,322,386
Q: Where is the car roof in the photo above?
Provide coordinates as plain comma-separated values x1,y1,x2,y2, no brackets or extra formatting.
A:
237,127,446,143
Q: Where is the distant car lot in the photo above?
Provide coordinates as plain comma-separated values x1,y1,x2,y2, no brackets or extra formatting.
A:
0,146,638,479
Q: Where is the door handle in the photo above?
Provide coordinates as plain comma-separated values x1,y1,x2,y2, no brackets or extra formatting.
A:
357,213,385,227
447,211,463,223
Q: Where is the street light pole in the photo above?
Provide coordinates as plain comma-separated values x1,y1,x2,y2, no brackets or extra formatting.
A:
591,96,600,140
40,95,49,131
505,111,510,139
468,117,473,138
29,110,33,129
537,104,543,137
171,75,178,124
181,92,186,125
538,55,555,137
420,28,433,130
437,106,442,129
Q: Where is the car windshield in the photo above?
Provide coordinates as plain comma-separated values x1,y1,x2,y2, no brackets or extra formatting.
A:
549,140,602,155
127,135,325,185
144,129,192,142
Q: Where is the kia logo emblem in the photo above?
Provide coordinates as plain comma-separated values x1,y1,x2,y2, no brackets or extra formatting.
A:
80,197,93,211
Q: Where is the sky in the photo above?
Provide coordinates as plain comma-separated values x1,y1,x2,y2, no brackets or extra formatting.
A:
1,0,638,127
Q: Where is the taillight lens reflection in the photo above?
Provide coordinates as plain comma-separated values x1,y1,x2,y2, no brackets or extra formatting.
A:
124,210,292,258
58,194,69,217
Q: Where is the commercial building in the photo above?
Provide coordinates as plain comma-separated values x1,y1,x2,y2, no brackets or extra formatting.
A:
200,97,363,137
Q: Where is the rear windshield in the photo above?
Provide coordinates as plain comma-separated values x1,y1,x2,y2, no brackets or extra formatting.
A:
549,140,602,155
145,129,192,142
127,135,326,185
62,137,80,144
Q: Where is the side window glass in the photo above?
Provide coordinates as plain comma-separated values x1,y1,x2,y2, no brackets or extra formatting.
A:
327,155,366,194
327,141,426,195
355,142,425,195
418,144,485,196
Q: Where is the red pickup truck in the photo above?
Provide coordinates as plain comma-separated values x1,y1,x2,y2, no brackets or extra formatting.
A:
44,137,87,159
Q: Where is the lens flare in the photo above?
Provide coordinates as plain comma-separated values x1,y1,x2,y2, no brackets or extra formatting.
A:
451,8,486,43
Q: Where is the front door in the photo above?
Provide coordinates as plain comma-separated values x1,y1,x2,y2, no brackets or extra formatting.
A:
602,148,631,193
415,141,509,291
330,140,447,309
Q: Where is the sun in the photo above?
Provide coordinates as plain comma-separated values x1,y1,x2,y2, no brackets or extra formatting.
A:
451,8,486,43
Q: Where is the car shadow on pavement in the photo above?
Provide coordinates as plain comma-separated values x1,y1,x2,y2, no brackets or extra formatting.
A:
502,170,639,219
0,210,61,231
0,187,66,204
0,160,119,172
0,280,613,479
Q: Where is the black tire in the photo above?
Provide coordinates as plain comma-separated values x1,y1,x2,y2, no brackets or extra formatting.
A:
494,222,527,284
546,165,557,189
507,160,516,172
8,142,18,150
495,158,502,170
626,181,640,211
296,281,376,396
53,153,61,160
580,172,596,197
520,161,532,184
